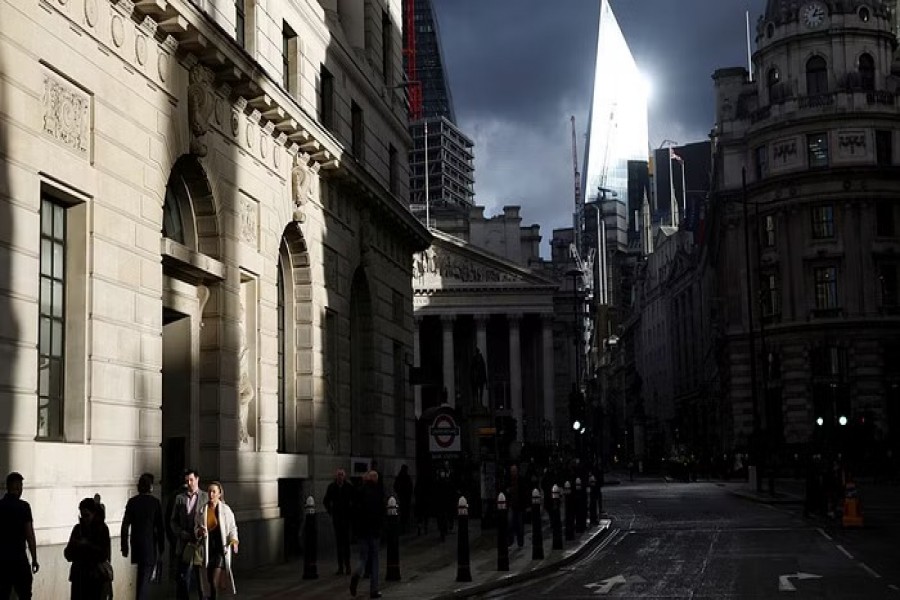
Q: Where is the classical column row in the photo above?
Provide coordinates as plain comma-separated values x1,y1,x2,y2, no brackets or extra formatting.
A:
414,313,556,438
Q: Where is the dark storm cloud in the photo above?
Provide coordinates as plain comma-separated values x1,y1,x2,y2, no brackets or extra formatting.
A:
432,0,766,254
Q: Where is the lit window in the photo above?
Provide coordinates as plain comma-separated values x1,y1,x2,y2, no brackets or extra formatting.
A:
807,132,829,168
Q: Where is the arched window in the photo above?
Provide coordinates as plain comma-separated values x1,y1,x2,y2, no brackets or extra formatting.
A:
162,183,186,245
806,56,828,96
277,251,286,453
767,67,781,104
858,53,875,91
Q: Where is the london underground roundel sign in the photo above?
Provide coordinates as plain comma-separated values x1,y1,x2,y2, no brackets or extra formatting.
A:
429,413,461,453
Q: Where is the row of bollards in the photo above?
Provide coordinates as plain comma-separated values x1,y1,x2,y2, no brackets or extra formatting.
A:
297,476,604,585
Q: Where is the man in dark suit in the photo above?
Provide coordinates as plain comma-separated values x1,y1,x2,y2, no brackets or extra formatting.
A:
169,469,208,600
121,473,165,600
323,468,354,575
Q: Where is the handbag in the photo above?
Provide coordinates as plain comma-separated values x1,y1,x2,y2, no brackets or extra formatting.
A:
181,542,196,565
96,560,114,582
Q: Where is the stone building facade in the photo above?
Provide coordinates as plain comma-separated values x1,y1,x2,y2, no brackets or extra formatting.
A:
0,0,428,595
709,0,900,470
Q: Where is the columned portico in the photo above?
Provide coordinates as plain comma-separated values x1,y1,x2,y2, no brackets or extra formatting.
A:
541,313,555,428
475,314,489,408
508,314,523,441
441,315,456,406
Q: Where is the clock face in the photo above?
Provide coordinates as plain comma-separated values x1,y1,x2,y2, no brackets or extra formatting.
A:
801,3,826,28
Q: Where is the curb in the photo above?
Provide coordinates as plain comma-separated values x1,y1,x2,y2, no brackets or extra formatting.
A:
729,489,804,505
426,519,614,600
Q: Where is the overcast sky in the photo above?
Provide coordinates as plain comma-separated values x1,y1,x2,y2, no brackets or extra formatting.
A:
432,0,767,255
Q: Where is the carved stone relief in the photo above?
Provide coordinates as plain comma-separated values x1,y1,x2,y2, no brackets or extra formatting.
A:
413,246,522,285
187,65,215,156
837,130,866,156
111,15,125,47
41,73,91,157
239,195,258,247
135,35,147,65
84,0,98,27
291,153,320,223
238,283,257,449
772,137,798,166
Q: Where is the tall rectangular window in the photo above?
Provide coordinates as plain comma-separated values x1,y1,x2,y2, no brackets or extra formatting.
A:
876,201,896,237
763,214,776,248
351,100,364,160
388,144,398,195
381,10,393,86
761,271,780,317
282,21,297,93
814,266,839,310
319,65,334,130
754,145,768,180
235,0,246,48
38,198,67,440
812,205,835,239
880,264,899,307
807,132,829,168
277,261,286,453
876,129,893,167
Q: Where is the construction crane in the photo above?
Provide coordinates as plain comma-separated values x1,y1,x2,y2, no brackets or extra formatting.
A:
571,115,583,252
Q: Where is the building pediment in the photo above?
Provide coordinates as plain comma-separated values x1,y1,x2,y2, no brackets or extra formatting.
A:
413,230,557,292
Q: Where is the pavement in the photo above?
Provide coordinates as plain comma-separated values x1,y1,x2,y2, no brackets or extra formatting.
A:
228,515,611,599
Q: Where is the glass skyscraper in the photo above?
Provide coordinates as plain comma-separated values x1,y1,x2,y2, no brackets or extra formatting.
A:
582,0,649,249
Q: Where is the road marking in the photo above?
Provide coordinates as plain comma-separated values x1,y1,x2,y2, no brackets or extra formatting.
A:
888,583,899,591
858,563,881,579
835,544,854,560
816,528,832,541
778,572,821,592
585,575,626,595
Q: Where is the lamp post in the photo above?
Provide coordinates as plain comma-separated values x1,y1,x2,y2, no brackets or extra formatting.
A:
567,267,584,397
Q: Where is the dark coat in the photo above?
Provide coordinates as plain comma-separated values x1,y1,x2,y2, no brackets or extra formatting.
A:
169,490,209,556
323,481,354,522
64,520,111,600
354,482,384,538
121,493,165,565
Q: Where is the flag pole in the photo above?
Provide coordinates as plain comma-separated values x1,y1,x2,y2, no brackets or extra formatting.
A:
746,10,753,82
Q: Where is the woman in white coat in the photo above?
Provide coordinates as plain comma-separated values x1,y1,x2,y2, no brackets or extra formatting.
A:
194,481,239,598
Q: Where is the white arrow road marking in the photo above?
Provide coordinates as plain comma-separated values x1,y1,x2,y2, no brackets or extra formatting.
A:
587,575,627,595
779,572,822,592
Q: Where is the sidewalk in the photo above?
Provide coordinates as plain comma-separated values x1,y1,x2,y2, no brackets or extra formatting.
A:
235,517,611,600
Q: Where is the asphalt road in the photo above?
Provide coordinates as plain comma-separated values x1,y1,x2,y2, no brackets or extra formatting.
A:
477,479,899,599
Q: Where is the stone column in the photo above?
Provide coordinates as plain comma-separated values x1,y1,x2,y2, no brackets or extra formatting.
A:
508,314,523,441
414,317,422,418
475,314,489,408
441,315,456,407
541,313,555,429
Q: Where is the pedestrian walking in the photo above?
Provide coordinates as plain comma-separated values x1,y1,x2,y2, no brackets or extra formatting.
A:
349,471,384,599
393,465,413,534
0,472,39,600
323,468,354,575
170,469,209,600
195,481,239,600
64,497,112,600
121,473,166,600
505,465,525,548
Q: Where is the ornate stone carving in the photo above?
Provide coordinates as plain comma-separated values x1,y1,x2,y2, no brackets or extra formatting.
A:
772,138,797,163
238,290,256,448
84,0,98,27
42,74,91,157
112,16,124,46
188,65,215,156
291,153,320,210
413,247,521,285
239,195,258,246
838,131,866,155
135,35,148,65
157,52,168,82
230,110,240,137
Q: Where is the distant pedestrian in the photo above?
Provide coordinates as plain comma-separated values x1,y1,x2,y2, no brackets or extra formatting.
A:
121,473,166,600
350,471,384,599
64,497,111,600
195,481,239,600
505,465,525,548
323,468,354,575
0,472,39,600
393,465,413,534
170,469,209,600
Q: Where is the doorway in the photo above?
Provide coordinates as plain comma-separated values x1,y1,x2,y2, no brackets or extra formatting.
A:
162,308,191,495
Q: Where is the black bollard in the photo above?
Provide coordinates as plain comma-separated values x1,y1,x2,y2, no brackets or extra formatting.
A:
563,481,574,541
497,492,509,571
575,478,585,534
385,496,401,581
531,489,544,560
456,496,472,582
302,496,318,579
588,474,599,526
551,484,563,550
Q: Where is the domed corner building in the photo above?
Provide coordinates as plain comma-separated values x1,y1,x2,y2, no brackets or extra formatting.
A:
707,0,900,476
